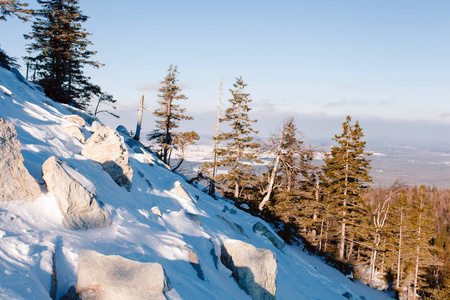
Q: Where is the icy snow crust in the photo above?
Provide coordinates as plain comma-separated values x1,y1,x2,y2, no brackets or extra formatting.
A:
0,67,393,299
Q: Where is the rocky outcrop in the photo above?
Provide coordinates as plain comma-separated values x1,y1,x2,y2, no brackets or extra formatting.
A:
64,115,85,127
42,156,111,230
217,215,245,235
76,249,172,299
173,181,191,201
63,125,85,144
81,126,133,191
90,121,103,133
186,212,201,226
188,249,205,281
221,239,277,300
253,222,285,250
0,117,40,202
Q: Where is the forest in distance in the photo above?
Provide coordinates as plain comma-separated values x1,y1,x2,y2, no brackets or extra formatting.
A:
1,0,449,299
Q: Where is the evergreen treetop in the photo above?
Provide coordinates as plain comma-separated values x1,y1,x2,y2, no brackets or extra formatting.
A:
147,64,194,165
24,0,105,109
215,76,260,201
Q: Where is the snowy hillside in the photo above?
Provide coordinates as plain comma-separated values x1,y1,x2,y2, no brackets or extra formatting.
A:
0,67,393,299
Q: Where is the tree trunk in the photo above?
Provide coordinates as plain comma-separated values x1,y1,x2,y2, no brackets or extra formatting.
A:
396,207,403,290
134,92,145,141
209,77,222,196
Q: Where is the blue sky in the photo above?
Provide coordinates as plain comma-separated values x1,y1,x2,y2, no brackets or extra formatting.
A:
1,0,450,145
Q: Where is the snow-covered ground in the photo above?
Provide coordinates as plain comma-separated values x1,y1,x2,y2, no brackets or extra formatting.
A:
0,67,394,299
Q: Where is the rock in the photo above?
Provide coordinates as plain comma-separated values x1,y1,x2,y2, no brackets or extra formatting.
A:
253,222,285,250
173,181,191,201
151,206,162,218
42,156,111,230
186,212,201,226
217,215,245,235
91,121,103,132
63,125,85,144
64,115,85,127
240,204,250,210
116,125,129,136
60,286,81,300
81,126,133,191
188,249,205,281
221,239,277,300
76,249,171,299
222,205,237,214
210,240,219,269
342,292,353,300
0,117,40,202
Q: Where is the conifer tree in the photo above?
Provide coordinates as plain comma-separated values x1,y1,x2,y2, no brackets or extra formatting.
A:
24,0,105,109
0,0,32,21
410,186,435,299
147,64,194,166
215,76,260,202
322,115,372,261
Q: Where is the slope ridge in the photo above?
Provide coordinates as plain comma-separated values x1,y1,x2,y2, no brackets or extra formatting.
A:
0,67,393,300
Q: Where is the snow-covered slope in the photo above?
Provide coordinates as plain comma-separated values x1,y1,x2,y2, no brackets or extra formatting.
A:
0,67,393,300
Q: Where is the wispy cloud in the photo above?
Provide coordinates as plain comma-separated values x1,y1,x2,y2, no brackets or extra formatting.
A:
441,112,450,118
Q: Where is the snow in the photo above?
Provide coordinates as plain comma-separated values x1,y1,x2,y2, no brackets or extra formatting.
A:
0,67,394,299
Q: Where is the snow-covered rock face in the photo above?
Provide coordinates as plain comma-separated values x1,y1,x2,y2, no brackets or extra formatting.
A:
221,239,278,300
0,117,40,202
42,156,111,230
64,115,85,127
63,125,85,144
76,249,171,300
81,126,133,191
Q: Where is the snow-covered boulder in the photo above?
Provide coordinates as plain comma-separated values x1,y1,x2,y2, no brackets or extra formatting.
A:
42,156,111,230
64,115,85,127
0,117,40,202
91,120,103,132
221,239,277,300
76,249,172,299
253,221,285,250
81,126,133,191
173,181,192,201
63,125,85,144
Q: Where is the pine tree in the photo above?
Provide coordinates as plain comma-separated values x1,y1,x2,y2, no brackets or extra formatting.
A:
147,64,194,166
0,0,32,21
215,76,260,202
410,186,435,299
24,0,105,109
322,115,372,261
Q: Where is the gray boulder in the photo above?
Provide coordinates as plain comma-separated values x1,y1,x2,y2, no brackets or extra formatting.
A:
42,156,111,230
253,222,285,250
0,117,40,202
221,239,277,300
76,249,172,299
81,126,133,190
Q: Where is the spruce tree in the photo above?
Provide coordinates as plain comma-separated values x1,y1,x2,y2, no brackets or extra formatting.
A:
322,115,372,261
24,0,104,109
0,0,32,21
147,64,194,166
215,76,260,202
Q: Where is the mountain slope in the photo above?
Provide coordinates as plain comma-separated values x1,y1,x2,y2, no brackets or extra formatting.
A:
0,67,393,300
